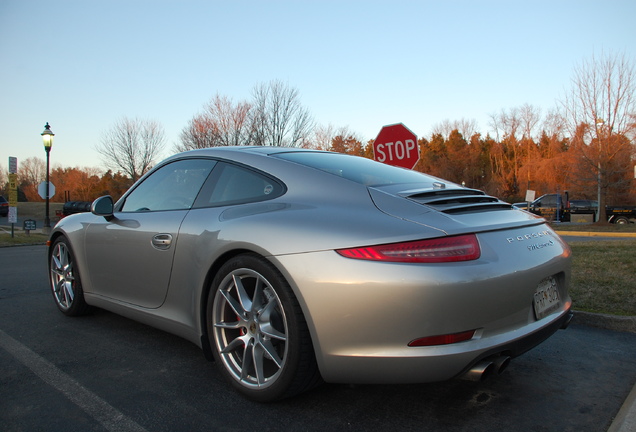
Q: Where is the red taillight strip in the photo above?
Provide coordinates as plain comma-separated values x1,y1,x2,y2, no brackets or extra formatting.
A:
336,234,481,263
408,330,476,347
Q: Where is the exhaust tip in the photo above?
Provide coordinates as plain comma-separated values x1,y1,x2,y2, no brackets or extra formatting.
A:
461,360,495,382
492,356,511,374
461,355,512,381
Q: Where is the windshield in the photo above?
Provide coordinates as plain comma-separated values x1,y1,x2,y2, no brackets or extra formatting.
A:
275,152,438,187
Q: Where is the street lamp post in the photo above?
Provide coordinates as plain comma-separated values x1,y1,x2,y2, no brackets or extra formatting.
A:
41,122,54,230
595,119,604,224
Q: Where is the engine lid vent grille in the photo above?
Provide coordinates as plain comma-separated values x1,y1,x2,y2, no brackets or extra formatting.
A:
404,189,512,214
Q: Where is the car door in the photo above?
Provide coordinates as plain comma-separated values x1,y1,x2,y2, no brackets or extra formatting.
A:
84,158,216,308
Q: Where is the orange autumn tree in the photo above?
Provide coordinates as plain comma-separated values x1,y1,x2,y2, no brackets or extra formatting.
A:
329,135,365,156
50,167,98,202
12,160,133,204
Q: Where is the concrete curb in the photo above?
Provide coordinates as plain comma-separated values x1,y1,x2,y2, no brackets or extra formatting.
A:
608,380,636,432
555,230,636,238
573,310,636,334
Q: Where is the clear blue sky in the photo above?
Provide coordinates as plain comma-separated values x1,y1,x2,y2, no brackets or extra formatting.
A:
1,0,635,171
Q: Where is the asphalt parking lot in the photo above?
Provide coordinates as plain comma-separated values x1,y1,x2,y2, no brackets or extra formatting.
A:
1,244,635,432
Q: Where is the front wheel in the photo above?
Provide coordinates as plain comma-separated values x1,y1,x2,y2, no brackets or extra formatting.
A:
207,254,321,402
49,237,91,316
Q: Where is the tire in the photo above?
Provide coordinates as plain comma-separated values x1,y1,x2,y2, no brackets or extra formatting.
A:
49,237,92,316
207,254,321,402
614,216,629,225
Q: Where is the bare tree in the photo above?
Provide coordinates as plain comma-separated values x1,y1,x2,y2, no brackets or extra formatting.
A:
311,124,336,151
211,95,253,146
13,157,46,201
489,107,521,141
18,157,46,186
541,108,566,140
519,104,541,140
98,117,166,182
176,94,252,152
250,80,314,147
560,52,636,223
432,118,478,141
178,114,220,151
311,124,362,151
178,83,313,151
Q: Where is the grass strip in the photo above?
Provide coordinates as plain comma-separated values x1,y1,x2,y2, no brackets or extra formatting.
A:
551,223,636,233
569,240,636,316
0,232,49,247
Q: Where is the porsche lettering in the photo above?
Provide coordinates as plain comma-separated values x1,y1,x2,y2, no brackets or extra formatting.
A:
506,230,550,243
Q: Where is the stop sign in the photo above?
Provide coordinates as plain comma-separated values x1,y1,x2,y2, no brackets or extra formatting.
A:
373,123,419,169
38,181,56,199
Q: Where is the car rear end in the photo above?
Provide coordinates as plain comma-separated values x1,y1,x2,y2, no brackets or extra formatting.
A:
0,196,9,217
274,180,572,385
248,150,572,385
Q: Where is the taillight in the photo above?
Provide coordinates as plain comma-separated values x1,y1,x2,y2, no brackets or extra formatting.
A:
336,234,480,263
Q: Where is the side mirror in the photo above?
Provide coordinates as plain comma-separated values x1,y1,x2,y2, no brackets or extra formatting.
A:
91,195,114,220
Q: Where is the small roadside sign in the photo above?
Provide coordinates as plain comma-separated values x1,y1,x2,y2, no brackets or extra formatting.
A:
9,173,18,207
8,207,17,224
23,219,37,231
9,156,17,174
525,190,536,202
8,173,17,190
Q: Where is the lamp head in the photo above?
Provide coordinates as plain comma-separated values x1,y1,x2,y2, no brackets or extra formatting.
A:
41,122,54,149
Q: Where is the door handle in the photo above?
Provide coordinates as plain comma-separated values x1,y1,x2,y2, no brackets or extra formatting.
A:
152,233,173,250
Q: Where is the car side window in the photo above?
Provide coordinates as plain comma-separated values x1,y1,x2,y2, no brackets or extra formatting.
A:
544,196,556,207
120,159,216,212
194,162,284,208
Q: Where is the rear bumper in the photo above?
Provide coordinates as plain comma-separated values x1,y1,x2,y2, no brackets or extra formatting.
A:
314,308,573,384
458,308,573,377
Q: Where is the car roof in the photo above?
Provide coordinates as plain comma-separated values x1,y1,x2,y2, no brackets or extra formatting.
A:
179,146,328,157
160,146,338,170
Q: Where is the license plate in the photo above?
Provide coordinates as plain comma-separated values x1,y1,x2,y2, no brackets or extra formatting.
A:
533,276,561,320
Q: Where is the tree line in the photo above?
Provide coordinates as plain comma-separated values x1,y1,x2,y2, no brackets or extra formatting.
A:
2,53,635,210
4,119,633,207
3,158,131,203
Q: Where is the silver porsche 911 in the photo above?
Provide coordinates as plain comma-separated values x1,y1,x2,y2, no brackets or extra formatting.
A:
48,146,573,402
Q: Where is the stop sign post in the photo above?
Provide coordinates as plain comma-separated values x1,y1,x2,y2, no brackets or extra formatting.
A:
373,123,419,169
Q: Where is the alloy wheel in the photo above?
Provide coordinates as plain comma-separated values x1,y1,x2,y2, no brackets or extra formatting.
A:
212,268,288,389
50,241,76,311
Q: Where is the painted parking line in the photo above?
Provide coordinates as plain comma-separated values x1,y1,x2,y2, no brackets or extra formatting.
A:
0,329,148,432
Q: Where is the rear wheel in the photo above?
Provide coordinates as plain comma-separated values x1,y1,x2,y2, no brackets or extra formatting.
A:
614,216,629,225
207,254,321,402
49,237,91,316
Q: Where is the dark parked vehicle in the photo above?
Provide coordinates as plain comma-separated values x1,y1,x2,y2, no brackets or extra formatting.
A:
517,194,636,224
0,196,9,217
62,201,92,216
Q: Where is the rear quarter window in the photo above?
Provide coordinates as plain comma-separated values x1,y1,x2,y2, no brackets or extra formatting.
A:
194,162,284,208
